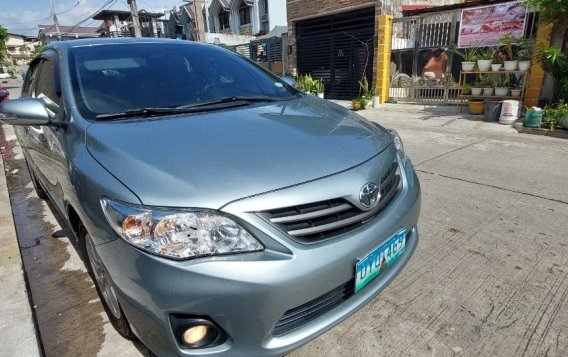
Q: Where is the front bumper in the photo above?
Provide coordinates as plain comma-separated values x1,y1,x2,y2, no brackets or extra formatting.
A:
95,158,421,357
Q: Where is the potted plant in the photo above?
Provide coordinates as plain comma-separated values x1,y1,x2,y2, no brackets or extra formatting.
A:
517,38,534,71
462,83,472,95
296,75,310,94
510,75,522,97
476,50,493,71
471,77,483,96
358,77,373,108
494,75,510,96
313,78,325,98
352,98,362,110
480,77,493,96
454,47,480,71
499,33,518,71
491,51,505,71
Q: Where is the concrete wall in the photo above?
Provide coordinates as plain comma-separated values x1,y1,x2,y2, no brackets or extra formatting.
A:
204,32,255,45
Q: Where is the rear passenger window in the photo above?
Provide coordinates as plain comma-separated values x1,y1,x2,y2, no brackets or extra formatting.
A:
36,60,60,104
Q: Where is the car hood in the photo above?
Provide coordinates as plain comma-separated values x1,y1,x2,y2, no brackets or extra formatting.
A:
86,97,392,209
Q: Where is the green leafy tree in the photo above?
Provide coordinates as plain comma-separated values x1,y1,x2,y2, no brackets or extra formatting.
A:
0,25,8,61
524,0,568,22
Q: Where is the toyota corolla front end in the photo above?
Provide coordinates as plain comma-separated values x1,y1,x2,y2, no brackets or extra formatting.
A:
0,39,420,356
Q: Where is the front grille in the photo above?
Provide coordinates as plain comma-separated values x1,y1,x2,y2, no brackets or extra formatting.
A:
260,161,401,243
273,279,355,336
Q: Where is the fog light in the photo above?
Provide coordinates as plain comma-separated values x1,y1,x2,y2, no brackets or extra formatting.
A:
172,317,223,348
182,325,208,345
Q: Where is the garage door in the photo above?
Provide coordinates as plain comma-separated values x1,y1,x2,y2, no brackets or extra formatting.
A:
296,7,376,100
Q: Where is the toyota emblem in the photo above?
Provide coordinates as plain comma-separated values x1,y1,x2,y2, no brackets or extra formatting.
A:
359,183,381,209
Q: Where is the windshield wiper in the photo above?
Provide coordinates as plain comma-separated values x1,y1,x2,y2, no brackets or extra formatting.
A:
96,96,291,120
95,107,189,120
176,96,282,109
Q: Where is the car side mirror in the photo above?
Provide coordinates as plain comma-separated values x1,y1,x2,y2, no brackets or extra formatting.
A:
0,98,52,126
281,76,296,87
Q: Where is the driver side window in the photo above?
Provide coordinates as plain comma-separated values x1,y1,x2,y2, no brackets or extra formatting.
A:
35,59,61,115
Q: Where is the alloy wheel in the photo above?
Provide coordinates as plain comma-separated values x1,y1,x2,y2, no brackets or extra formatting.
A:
85,234,122,319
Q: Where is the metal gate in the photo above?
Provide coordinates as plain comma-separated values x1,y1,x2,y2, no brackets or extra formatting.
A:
390,8,538,105
296,7,375,100
225,37,284,75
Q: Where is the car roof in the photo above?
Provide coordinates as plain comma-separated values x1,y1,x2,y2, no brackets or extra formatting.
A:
47,37,205,50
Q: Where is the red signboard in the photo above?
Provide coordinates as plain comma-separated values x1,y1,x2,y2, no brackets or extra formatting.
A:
458,1,527,48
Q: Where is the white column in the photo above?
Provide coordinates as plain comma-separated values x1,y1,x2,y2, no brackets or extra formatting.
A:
251,0,259,35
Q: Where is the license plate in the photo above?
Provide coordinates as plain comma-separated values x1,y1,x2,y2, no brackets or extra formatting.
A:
355,227,406,293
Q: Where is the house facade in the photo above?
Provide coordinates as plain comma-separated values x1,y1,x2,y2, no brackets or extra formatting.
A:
5,34,39,65
206,0,286,37
164,0,286,46
93,9,165,38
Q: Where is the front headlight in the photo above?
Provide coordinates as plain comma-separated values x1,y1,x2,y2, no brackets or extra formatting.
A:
389,129,407,165
101,198,263,260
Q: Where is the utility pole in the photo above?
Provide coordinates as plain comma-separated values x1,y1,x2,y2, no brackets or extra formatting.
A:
127,0,142,38
48,0,61,40
193,0,206,42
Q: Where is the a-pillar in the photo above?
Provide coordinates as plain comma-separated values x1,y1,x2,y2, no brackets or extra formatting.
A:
375,15,393,105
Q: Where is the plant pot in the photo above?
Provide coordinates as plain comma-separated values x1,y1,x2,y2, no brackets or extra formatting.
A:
352,100,361,111
304,91,311,95
461,62,476,71
510,89,521,97
491,63,502,71
372,96,381,108
469,100,484,115
317,92,324,99
477,59,492,71
483,87,494,96
366,99,373,109
503,60,518,71
518,61,531,71
471,87,483,96
495,87,509,96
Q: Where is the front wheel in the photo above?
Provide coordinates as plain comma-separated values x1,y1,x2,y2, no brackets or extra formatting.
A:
81,226,134,338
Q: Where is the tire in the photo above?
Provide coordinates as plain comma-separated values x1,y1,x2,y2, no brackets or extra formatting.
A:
80,225,134,339
25,159,47,199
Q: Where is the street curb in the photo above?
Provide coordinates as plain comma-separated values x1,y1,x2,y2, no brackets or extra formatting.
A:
0,127,41,357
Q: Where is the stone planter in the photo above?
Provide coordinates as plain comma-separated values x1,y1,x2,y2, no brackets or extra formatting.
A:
518,61,531,71
483,87,494,96
503,60,518,71
462,62,476,71
317,92,324,99
471,87,483,96
477,59,492,71
491,63,503,71
494,87,509,96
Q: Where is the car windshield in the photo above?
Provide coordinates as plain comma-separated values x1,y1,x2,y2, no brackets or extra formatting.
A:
68,42,296,120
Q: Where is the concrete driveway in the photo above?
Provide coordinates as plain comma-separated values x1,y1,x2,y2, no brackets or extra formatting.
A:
2,101,567,356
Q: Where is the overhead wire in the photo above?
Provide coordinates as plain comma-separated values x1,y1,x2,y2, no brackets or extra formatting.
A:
59,0,119,36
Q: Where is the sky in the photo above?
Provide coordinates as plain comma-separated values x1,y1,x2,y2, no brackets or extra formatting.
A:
1,0,188,36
